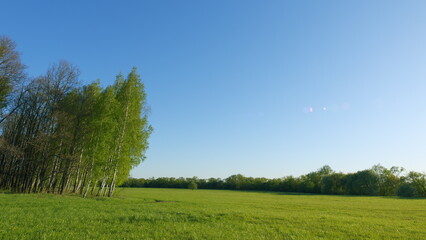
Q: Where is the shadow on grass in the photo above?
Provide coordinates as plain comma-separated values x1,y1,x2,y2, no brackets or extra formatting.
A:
230,189,426,200
0,191,14,194
122,187,426,199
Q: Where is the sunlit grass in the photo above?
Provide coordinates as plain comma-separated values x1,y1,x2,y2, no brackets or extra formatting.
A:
1,188,425,239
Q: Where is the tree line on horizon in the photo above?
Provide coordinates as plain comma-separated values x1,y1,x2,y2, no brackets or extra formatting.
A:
121,165,426,197
0,36,152,197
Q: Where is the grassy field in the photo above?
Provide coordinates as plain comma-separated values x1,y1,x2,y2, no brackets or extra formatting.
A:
1,188,425,239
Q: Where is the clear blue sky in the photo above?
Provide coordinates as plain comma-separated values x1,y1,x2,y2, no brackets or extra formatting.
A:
2,0,426,178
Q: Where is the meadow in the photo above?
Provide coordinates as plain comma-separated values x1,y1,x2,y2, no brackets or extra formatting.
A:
1,188,425,240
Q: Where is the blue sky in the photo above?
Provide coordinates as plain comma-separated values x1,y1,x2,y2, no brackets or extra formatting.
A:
2,0,426,178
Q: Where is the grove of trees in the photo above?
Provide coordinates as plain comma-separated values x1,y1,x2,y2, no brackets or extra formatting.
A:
121,165,426,198
0,36,152,197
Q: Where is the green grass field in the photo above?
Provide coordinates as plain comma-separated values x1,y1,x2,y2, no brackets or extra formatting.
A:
1,188,425,239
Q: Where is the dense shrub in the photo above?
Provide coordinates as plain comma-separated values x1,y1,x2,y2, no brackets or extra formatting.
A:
321,173,346,194
397,183,417,197
188,181,197,190
345,170,379,196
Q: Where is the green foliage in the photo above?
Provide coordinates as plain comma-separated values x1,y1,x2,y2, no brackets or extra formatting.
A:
397,183,417,197
321,173,346,194
225,174,245,190
346,170,380,196
371,164,404,196
188,181,197,190
299,165,334,193
405,171,426,197
1,188,426,239
280,176,300,192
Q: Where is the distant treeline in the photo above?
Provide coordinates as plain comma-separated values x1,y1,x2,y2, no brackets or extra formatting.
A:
0,36,152,197
121,165,426,197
